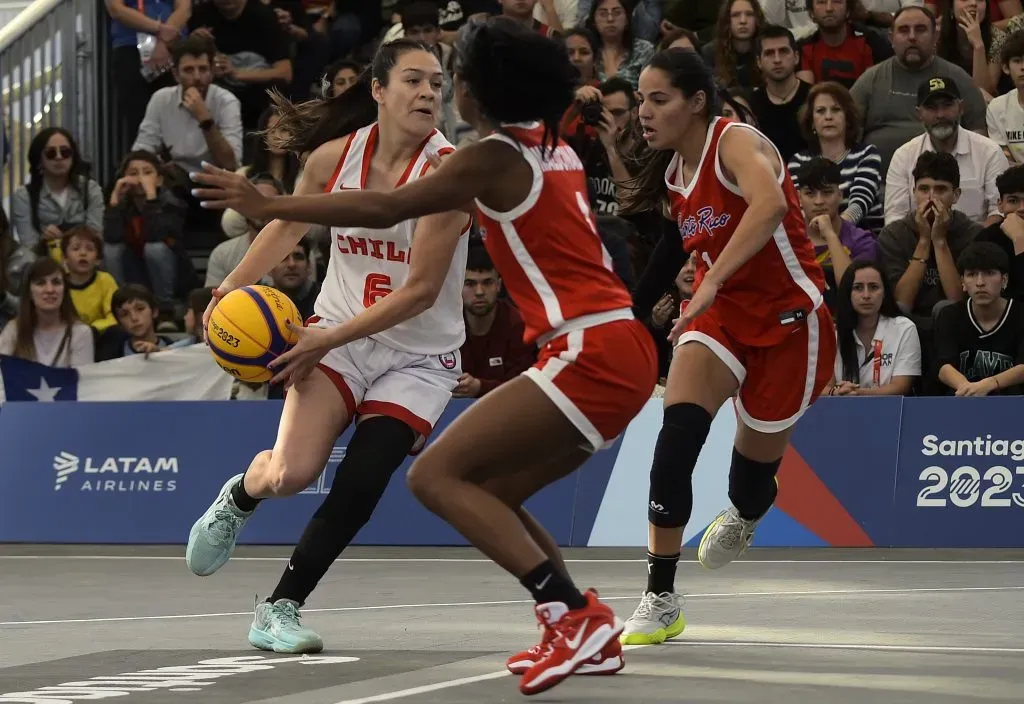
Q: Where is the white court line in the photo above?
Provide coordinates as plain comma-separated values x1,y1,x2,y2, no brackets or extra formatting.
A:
330,643,651,704
3,585,1022,627
1,555,1024,565
666,640,1024,655
331,671,509,704
330,639,1024,703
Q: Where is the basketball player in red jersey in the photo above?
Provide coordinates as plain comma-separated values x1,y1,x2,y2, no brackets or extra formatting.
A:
191,16,657,696
616,47,836,646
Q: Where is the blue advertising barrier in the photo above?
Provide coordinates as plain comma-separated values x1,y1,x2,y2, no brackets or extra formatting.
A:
894,397,1024,548
0,399,593,546
0,396,1023,547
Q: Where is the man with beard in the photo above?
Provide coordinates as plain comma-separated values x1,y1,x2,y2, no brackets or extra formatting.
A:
454,243,537,398
133,34,243,177
849,5,986,176
885,77,1008,227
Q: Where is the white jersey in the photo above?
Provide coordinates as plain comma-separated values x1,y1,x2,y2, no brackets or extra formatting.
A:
314,123,469,354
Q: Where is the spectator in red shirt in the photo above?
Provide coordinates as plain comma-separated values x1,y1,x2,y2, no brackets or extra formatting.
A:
455,242,537,398
797,0,894,88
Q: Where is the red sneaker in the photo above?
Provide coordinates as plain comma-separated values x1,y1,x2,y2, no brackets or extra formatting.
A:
507,622,623,676
518,591,624,695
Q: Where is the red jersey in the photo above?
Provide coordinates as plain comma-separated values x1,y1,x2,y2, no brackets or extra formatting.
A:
665,117,826,346
474,123,634,344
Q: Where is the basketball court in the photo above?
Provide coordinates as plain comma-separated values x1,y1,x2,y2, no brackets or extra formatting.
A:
2,546,1022,703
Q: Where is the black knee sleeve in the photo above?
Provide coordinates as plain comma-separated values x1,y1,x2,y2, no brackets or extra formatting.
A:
310,415,416,528
728,449,781,521
648,403,714,527
275,415,417,605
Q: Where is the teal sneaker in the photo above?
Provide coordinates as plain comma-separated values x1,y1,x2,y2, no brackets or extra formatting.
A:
248,597,324,653
185,473,254,576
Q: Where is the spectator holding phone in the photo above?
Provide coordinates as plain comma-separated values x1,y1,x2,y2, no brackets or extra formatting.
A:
565,77,635,215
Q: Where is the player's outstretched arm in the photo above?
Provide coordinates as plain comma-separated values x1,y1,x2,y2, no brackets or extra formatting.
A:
213,141,343,292
192,140,503,229
699,127,789,290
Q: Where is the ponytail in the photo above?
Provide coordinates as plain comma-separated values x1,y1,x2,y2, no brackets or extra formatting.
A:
619,143,673,216
264,76,376,156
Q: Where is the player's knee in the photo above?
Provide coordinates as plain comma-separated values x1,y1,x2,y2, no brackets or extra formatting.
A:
405,461,438,506
648,402,714,528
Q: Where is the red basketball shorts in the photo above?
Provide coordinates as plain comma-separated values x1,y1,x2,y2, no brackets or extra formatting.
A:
677,305,835,433
525,318,658,452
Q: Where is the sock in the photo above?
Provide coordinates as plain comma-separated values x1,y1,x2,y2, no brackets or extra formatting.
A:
231,474,261,513
646,551,680,595
520,560,588,610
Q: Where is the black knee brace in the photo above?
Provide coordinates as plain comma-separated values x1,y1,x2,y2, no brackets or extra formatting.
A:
310,415,416,529
648,403,714,527
728,449,781,521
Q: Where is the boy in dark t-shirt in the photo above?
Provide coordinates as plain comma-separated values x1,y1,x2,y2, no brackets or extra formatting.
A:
935,241,1024,395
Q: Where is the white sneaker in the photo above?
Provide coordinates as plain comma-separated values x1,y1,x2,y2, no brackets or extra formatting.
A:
619,591,685,645
697,506,761,569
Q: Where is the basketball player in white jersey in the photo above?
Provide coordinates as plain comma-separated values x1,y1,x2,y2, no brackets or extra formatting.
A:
184,38,472,654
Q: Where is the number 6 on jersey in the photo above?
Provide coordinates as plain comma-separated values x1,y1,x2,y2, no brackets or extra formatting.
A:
363,273,392,307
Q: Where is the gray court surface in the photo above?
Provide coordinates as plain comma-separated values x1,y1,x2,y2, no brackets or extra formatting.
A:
1,546,1023,703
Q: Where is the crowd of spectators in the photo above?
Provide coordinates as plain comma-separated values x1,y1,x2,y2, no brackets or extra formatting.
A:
2,0,1024,400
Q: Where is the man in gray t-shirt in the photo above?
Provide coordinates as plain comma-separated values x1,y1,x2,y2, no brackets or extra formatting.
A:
850,5,986,176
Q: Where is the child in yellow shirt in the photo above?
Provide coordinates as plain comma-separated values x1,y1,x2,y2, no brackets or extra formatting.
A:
63,226,118,332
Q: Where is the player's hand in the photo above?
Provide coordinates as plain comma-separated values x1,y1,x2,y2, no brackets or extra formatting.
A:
267,323,333,387
202,283,235,337
669,282,718,343
191,162,272,218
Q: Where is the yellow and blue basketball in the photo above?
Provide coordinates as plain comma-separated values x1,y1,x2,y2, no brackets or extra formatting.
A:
207,285,302,383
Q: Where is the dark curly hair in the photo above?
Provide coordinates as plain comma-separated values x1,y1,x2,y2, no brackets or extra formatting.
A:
454,16,578,155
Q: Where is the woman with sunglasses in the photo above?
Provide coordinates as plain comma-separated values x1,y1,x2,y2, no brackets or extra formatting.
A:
10,128,104,263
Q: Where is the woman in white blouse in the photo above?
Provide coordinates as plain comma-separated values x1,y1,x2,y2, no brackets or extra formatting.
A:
0,257,93,368
828,260,922,396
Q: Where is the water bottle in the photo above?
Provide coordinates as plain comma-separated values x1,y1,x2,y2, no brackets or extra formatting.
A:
138,33,162,82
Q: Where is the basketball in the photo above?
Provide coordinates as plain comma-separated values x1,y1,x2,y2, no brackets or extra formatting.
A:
206,285,302,383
